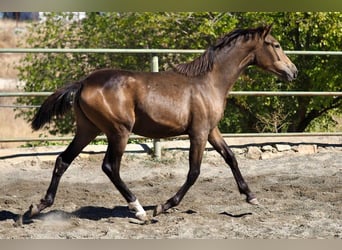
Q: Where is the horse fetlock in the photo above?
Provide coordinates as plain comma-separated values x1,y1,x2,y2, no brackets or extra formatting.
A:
41,195,54,207
238,182,250,194
128,199,147,221
28,199,51,218
26,197,54,218
153,204,164,217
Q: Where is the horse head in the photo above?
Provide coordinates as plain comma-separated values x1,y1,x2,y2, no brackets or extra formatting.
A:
254,25,298,82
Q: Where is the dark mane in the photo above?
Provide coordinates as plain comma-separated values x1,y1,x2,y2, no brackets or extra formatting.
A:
175,26,267,77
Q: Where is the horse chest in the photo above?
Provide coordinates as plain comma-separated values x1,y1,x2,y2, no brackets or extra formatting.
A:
190,89,225,126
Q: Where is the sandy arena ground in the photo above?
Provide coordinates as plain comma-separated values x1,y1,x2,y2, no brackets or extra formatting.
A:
0,143,341,239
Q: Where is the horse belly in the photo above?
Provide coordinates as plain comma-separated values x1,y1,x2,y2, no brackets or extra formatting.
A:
132,110,188,138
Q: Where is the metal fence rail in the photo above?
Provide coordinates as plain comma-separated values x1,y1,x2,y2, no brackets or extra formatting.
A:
1,132,342,144
2,91,342,98
1,91,342,109
1,48,342,56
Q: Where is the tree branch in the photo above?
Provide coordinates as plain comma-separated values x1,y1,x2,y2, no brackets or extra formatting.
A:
295,97,342,132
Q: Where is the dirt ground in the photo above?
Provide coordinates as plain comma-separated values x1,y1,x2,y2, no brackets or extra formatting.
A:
0,146,341,239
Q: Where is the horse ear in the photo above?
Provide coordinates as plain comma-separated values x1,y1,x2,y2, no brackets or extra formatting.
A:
262,24,273,39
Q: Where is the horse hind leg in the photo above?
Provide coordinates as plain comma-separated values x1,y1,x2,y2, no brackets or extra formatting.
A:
27,156,69,217
17,112,100,225
102,133,148,222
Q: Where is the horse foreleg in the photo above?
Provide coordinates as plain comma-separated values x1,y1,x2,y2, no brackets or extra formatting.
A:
208,127,258,205
154,135,206,217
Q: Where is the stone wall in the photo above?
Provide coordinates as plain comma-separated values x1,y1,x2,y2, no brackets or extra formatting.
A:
234,143,341,160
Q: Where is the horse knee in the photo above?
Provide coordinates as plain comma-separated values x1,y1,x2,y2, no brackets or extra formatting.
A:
169,195,181,207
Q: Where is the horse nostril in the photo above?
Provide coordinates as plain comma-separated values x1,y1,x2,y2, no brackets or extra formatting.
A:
292,65,298,79
294,70,298,79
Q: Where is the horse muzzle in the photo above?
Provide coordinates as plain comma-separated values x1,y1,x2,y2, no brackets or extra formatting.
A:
274,61,298,82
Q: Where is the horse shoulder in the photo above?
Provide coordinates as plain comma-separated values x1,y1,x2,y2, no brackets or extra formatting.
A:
188,80,226,129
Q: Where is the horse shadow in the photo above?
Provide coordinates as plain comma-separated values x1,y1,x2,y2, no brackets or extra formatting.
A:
0,205,156,225
1,205,252,225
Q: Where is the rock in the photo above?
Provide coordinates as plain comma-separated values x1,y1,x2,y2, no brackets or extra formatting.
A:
246,146,262,160
232,148,246,155
295,144,317,155
262,145,274,152
275,144,291,152
261,152,274,160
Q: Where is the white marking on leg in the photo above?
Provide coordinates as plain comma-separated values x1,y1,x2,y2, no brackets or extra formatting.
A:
128,199,147,221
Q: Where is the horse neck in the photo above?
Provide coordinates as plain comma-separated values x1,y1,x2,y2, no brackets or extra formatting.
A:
208,41,256,97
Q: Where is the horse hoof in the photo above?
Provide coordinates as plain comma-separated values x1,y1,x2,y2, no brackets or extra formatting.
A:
129,212,152,225
29,204,40,217
153,204,163,217
248,197,259,205
13,209,33,227
13,215,24,227
136,212,149,222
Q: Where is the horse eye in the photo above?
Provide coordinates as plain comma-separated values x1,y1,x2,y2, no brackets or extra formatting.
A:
274,43,281,49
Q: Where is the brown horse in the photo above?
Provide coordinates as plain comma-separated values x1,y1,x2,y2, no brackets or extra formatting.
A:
22,25,297,222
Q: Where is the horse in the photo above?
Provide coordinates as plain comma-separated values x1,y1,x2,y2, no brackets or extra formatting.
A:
21,25,297,223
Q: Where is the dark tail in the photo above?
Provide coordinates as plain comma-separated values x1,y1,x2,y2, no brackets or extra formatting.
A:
31,82,82,131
